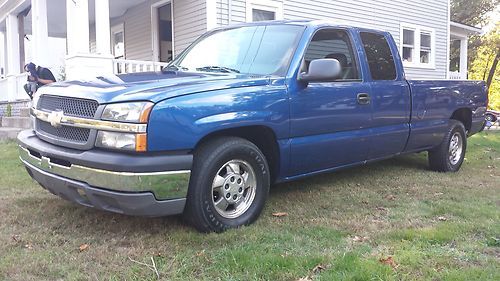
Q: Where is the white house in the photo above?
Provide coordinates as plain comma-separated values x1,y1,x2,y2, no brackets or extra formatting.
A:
0,0,482,102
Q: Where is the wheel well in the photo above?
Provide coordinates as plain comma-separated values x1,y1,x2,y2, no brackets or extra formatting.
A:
195,126,280,183
451,108,472,132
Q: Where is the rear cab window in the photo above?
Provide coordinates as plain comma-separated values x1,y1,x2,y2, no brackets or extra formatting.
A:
359,32,397,81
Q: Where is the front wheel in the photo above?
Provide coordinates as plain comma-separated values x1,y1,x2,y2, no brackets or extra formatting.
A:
184,137,270,232
428,120,467,172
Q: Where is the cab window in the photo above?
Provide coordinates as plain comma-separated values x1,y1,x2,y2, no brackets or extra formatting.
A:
302,29,360,81
359,32,397,80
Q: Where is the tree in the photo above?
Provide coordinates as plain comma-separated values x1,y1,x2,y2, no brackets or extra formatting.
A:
450,0,499,68
469,23,500,110
451,0,499,26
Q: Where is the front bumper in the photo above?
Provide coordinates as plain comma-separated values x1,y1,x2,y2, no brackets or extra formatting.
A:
17,130,192,217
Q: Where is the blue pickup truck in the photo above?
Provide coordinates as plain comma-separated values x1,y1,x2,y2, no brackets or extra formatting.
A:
18,20,487,232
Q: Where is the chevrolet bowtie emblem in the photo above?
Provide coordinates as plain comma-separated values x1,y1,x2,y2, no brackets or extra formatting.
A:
47,110,64,128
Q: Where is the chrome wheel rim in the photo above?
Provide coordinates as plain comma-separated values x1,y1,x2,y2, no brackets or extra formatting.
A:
449,132,463,165
211,159,257,219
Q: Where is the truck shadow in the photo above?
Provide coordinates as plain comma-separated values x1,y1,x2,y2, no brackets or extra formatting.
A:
271,153,429,194
19,153,430,236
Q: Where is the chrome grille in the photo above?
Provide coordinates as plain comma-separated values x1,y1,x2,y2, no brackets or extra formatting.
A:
38,95,99,118
35,95,99,147
37,120,90,143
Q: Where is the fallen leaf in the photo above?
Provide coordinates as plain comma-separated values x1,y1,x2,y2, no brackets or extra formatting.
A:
438,216,447,221
352,236,369,243
11,235,21,243
79,244,89,252
385,195,396,201
312,264,326,274
379,256,398,269
272,212,288,217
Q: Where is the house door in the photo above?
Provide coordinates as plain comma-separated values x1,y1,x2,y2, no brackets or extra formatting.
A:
111,24,124,59
157,3,173,62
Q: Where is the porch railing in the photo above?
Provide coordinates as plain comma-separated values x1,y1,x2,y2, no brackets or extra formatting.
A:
448,71,464,80
113,59,170,74
0,73,29,102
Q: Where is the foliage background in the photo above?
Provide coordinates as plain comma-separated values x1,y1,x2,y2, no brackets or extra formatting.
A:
451,0,499,110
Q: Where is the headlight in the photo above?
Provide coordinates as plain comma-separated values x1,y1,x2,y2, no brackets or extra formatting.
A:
102,102,153,123
96,131,147,152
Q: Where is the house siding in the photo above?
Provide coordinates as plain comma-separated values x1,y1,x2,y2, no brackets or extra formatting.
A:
218,0,449,79
89,0,207,60
122,1,153,61
173,0,207,56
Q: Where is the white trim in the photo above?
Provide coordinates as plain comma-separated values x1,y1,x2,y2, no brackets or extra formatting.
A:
151,0,174,62
95,0,112,55
450,21,482,34
446,1,451,78
245,0,283,22
400,23,436,69
206,0,218,30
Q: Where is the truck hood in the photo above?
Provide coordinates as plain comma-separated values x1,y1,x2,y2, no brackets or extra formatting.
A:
36,71,271,104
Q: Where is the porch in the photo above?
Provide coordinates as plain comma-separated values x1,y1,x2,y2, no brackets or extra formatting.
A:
448,21,482,80
0,0,207,102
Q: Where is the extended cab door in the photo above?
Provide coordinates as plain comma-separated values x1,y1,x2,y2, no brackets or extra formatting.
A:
288,28,372,176
358,32,411,159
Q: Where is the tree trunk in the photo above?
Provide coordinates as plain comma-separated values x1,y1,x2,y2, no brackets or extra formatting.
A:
486,49,499,89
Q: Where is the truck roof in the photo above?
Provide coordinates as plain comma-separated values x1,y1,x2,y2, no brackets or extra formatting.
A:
213,19,389,35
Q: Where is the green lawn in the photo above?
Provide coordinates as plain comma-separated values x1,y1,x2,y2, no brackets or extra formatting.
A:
0,132,499,281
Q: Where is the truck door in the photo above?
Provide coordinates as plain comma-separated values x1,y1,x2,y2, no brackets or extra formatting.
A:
358,32,411,159
289,28,372,176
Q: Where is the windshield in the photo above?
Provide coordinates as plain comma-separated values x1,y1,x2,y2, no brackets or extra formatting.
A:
169,24,305,76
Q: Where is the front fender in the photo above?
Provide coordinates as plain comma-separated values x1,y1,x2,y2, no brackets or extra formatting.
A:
147,85,289,152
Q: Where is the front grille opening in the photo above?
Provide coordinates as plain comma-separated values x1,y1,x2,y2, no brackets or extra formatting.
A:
28,149,42,159
37,120,90,143
49,157,71,168
38,95,99,118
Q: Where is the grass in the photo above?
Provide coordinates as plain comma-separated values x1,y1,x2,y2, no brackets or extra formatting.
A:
0,131,499,280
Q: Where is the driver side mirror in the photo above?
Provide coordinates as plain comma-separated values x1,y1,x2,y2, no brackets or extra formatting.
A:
298,59,342,82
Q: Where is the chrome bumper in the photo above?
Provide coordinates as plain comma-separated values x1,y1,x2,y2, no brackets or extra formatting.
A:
18,145,190,200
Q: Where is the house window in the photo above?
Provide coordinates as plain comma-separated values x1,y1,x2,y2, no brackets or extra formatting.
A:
253,9,275,21
246,0,283,22
402,28,415,63
400,24,435,68
420,32,432,63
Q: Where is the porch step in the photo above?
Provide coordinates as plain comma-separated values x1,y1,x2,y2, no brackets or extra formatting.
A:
1,117,32,129
0,127,24,141
19,107,31,117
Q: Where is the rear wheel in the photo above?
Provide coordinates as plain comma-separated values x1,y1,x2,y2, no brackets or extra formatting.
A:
184,137,270,232
428,120,467,172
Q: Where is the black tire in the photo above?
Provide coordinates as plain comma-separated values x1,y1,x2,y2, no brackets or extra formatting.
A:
184,137,270,233
485,114,496,123
428,120,467,172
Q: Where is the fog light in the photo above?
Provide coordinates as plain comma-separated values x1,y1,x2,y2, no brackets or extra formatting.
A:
96,131,146,151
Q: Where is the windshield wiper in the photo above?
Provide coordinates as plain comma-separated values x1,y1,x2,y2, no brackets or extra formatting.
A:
163,64,188,72
196,66,240,73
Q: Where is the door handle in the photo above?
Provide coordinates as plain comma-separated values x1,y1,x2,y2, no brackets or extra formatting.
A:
357,93,371,105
